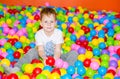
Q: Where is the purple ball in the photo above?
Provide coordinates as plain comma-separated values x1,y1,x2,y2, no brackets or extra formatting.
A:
109,60,118,68
78,47,86,54
101,49,109,54
79,36,86,41
13,27,18,33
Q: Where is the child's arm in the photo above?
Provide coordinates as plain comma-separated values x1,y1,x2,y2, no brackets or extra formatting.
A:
54,44,62,60
37,45,47,60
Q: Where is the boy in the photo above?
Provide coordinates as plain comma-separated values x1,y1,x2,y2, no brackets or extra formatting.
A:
2,7,78,74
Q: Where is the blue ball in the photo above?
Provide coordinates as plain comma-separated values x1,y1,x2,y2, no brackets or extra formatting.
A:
74,60,83,67
67,66,75,75
61,74,72,79
77,67,86,76
43,65,53,72
7,48,14,55
88,24,94,29
90,30,97,36
98,66,107,76
29,42,35,48
98,30,105,38
14,41,22,49
99,42,106,49
93,48,101,56
107,29,114,37
70,34,77,41
79,18,84,24
93,74,102,79
75,76,83,79
6,54,14,62
87,36,93,42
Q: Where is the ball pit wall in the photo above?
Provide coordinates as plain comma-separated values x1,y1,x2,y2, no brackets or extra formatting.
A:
0,0,120,12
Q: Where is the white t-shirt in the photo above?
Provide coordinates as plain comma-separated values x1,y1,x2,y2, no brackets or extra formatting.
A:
35,28,64,46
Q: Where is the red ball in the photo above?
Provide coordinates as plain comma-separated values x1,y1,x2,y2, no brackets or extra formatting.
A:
7,73,18,79
89,14,94,19
117,48,120,56
81,40,88,47
13,51,21,59
2,74,8,79
32,68,42,76
107,69,116,75
34,14,40,21
12,38,18,45
31,74,36,79
84,76,89,79
83,59,91,67
68,27,74,33
23,46,31,54
45,56,55,66
86,46,92,51
102,28,108,33
31,59,42,64
0,71,3,79
76,40,81,46
51,68,61,75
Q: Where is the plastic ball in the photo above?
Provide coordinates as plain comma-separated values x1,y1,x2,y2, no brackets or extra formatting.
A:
50,72,60,79
77,67,86,76
61,74,72,79
43,66,53,72
83,59,91,67
4,42,12,49
90,61,99,70
23,46,31,53
67,66,75,75
60,68,67,76
62,61,69,69
93,48,101,56
77,54,86,61
70,34,77,41
51,68,61,75
116,48,120,56
109,60,118,68
41,70,51,78
13,51,21,59
55,58,64,68
31,58,42,64
101,61,109,68
68,27,74,33
98,66,107,76
19,75,30,79
14,41,22,49
24,64,34,73
45,56,55,66
32,68,42,76
99,42,106,49
7,73,18,79
93,74,102,79
86,68,95,77
78,47,86,54
74,60,83,67
101,54,110,61
6,54,14,62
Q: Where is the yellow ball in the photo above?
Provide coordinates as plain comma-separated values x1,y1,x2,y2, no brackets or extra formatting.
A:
17,49,24,54
19,36,26,43
98,38,104,43
24,64,34,73
36,63,44,69
20,75,30,79
50,72,60,79
104,73,114,79
41,70,51,78
65,46,71,52
85,51,93,59
1,48,6,52
83,14,89,19
32,27,37,33
92,39,99,46
61,24,67,29
60,68,67,76
73,16,78,22
78,30,84,36
1,58,10,66
77,54,86,61
6,19,12,25
12,35,19,40
118,60,120,67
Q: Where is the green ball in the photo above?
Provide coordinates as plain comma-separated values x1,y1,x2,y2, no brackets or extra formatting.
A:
66,33,71,38
66,40,72,46
77,14,82,19
86,68,95,77
106,40,113,46
114,26,120,32
36,74,47,79
12,46,17,51
4,42,12,49
101,54,110,61
26,27,33,33
101,61,109,68
114,40,119,46
16,71,23,78
0,66,4,73
75,25,80,32
21,63,27,72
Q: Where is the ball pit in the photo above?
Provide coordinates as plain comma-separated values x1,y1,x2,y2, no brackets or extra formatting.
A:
0,3,120,78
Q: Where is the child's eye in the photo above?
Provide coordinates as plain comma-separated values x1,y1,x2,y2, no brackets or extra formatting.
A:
50,21,54,23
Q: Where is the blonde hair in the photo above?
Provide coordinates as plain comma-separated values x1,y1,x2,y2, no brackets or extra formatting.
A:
40,7,57,20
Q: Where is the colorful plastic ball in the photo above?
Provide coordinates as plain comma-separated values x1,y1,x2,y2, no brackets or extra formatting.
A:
14,41,22,49
74,75,83,79
99,42,106,49
70,34,77,41
45,56,55,66
86,68,95,77
24,64,34,73
109,60,118,68
32,68,42,76
0,66,4,73
101,61,109,68
98,66,107,76
7,48,14,55
83,59,91,67
90,30,96,36
101,54,110,61
1,58,10,66
61,74,72,79
7,73,18,79
90,61,99,70
50,72,60,79
79,17,84,24
78,47,86,54
51,68,61,75
68,27,74,33
23,46,31,53
107,69,116,75
116,34,120,40
13,51,21,59
41,70,51,78
60,68,67,76
74,60,83,67
107,29,114,37
29,42,35,48
55,58,64,68
6,54,14,62
93,48,101,56
62,61,69,69
93,74,102,79
98,30,105,38
79,36,86,41
67,66,75,75
31,58,42,64
4,42,12,49
43,66,53,72
77,67,86,76
116,48,120,56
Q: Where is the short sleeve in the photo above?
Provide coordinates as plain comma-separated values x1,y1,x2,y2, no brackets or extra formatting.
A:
55,30,64,44
35,32,43,46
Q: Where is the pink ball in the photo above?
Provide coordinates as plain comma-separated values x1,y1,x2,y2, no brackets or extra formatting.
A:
62,61,69,69
72,74,79,78
71,44,78,50
0,39,7,46
3,27,10,34
103,19,109,25
90,61,99,70
114,46,120,52
21,28,27,34
17,30,24,36
55,59,64,68
116,34,120,40
108,46,115,53
2,23,8,27
9,29,15,35
74,45,80,51
117,69,120,76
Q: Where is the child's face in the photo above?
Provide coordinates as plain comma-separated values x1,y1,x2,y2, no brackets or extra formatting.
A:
40,14,56,33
